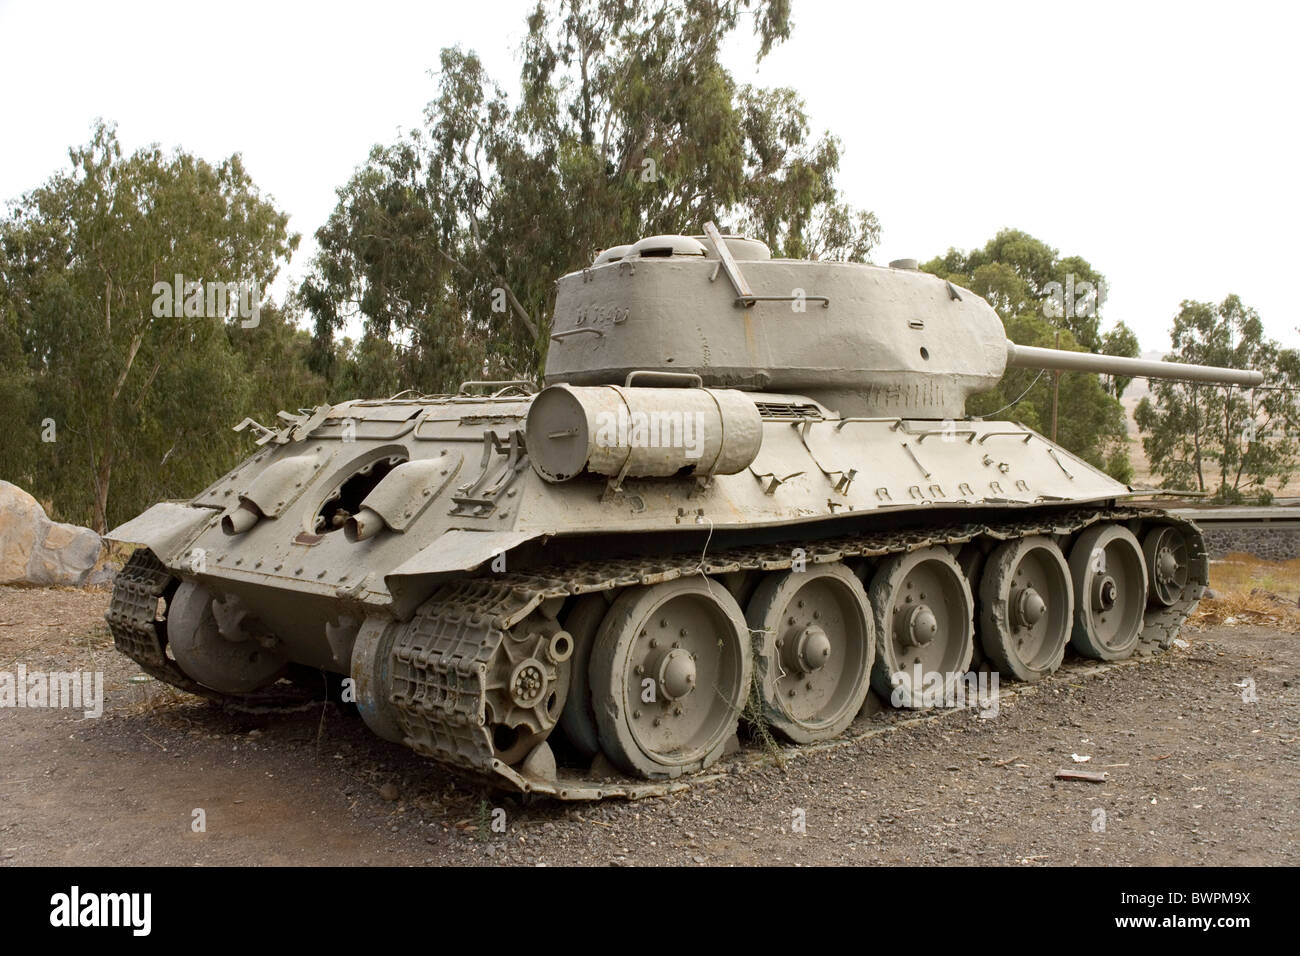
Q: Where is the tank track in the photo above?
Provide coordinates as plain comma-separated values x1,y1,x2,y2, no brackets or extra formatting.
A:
107,507,1206,799
385,506,1207,800
106,550,329,714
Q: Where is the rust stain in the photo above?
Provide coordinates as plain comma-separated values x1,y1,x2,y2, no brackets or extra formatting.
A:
742,310,757,358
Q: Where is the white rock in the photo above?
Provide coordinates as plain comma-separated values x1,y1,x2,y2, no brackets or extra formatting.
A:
0,480,102,587
0,480,44,582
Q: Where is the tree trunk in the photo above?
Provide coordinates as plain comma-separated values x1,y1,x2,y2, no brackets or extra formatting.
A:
1220,389,1232,496
1191,386,1204,492
91,440,113,535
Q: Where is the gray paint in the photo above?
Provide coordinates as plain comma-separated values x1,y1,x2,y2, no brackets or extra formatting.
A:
101,227,1266,793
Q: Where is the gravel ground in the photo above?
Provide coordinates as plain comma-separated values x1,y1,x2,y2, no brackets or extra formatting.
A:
1,584,1296,867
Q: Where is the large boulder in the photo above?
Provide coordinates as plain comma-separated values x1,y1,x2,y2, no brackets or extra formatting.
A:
0,481,45,582
0,481,102,587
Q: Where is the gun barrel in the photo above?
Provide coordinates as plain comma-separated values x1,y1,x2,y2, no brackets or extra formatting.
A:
1005,341,1264,387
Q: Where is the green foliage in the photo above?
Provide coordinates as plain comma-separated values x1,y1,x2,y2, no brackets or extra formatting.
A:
301,0,879,395
0,122,318,531
921,229,1136,479
1135,295,1299,501
923,229,1109,349
0,302,38,491
1100,321,1141,399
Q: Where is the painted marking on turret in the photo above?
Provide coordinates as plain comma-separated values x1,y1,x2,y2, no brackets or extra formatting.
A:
864,382,948,411
574,304,631,327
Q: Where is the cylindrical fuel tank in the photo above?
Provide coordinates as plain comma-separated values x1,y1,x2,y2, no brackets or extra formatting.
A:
525,384,763,482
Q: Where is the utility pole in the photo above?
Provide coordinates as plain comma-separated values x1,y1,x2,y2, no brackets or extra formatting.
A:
1051,329,1061,442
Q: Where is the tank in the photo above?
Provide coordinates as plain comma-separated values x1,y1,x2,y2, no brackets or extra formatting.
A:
105,224,1264,799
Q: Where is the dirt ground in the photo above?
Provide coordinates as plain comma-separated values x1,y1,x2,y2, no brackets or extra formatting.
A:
1,583,1297,867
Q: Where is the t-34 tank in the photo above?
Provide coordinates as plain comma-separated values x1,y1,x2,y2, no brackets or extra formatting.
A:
106,224,1263,799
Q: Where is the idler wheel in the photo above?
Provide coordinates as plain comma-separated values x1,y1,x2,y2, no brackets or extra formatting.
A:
1143,525,1191,607
166,581,286,694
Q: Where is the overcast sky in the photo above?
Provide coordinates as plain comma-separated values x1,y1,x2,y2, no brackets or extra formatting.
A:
2,0,1296,352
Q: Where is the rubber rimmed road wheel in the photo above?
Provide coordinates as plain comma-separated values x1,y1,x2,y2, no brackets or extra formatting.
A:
869,546,974,708
978,536,1073,682
746,562,874,743
556,593,611,759
590,577,751,779
1068,524,1148,661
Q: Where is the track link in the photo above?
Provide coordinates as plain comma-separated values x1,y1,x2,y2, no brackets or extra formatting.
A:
385,506,1207,799
108,507,1207,799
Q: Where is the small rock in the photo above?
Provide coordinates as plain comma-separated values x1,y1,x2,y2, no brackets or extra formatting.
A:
379,782,400,801
85,565,120,588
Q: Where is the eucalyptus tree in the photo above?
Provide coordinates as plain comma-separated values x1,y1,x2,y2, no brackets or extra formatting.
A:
0,122,301,530
1136,295,1299,501
301,0,879,394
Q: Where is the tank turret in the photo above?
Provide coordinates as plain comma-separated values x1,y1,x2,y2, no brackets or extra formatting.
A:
546,223,1262,418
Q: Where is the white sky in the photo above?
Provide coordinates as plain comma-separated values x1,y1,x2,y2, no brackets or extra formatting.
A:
1,0,1297,352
